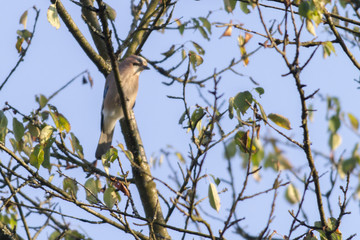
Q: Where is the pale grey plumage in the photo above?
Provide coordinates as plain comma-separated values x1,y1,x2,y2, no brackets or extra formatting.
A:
95,55,149,159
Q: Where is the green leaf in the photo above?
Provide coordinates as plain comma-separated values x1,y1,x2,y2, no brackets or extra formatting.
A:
63,178,78,197
327,96,341,114
70,132,84,159
341,157,357,174
190,108,204,130
240,1,251,14
303,231,318,240
85,178,100,204
328,115,340,133
118,143,134,162
22,132,33,156
257,102,267,122
210,174,221,186
178,110,187,124
339,0,348,8
9,214,17,229
179,24,185,35
47,4,60,29
105,3,117,21
181,49,187,60
104,186,120,209
12,118,25,142
27,123,40,139
9,138,18,153
268,113,292,130
161,45,176,57
285,183,301,204
223,0,237,13
50,110,71,133
228,97,234,119
233,91,253,115
331,5,339,24
329,133,342,150
199,17,211,34
251,138,264,167
49,230,87,240
58,114,71,133
348,113,358,130
322,41,336,59
19,10,28,29
40,125,55,145
101,148,118,175
189,51,204,71
224,140,236,159
198,26,210,40
299,1,311,18
30,144,44,169
235,131,257,153
36,94,48,108
192,41,205,55
314,218,342,240
255,87,264,97
265,152,293,170
42,143,52,170
208,183,221,212
16,29,32,39
298,0,323,25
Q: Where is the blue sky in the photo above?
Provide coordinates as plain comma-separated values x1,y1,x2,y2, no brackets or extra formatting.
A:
1,0,360,239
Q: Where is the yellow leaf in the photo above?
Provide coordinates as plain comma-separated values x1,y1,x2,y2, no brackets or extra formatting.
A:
208,183,221,212
285,183,301,204
175,18,181,26
329,133,342,150
47,4,60,29
348,113,359,130
306,19,316,37
268,113,292,130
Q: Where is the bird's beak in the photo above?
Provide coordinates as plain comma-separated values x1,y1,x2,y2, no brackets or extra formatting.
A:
143,65,150,70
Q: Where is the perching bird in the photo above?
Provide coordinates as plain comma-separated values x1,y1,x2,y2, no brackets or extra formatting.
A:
95,55,149,159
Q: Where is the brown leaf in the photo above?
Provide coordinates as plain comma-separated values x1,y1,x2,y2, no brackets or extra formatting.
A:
111,177,130,197
277,24,283,35
256,125,261,139
244,33,253,44
220,21,233,38
16,37,24,53
88,73,93,87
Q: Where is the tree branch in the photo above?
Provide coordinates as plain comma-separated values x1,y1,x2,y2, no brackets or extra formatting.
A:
53,0,111,75
96,1,170,239
79,0,110,60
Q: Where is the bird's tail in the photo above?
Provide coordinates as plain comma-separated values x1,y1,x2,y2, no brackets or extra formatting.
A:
95,130,114,159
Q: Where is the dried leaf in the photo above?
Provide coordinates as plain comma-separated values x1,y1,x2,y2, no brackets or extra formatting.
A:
244,33,253,44
47,4,60,29
19,10,28,29
220,23,232,38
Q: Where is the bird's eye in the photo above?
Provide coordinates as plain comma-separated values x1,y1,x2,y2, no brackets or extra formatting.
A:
133,62,140,66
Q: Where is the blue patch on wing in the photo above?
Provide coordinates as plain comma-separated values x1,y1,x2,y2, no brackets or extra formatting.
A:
103,85,109,98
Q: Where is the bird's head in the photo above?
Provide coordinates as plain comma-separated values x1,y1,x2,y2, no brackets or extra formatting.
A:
127,55,150,74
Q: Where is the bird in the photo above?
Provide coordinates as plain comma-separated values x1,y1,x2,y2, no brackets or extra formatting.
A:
95,55,149,159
